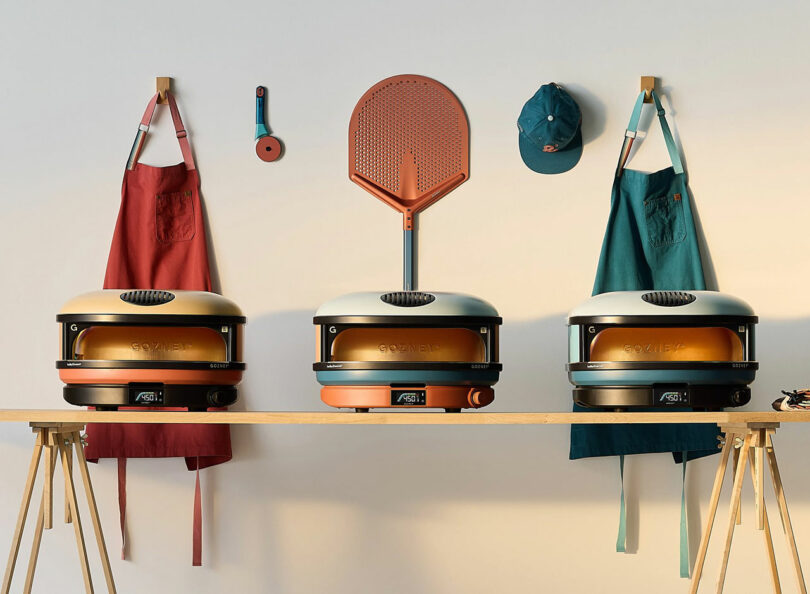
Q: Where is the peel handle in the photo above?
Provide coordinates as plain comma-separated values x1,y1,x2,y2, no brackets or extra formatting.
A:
403,216,417,291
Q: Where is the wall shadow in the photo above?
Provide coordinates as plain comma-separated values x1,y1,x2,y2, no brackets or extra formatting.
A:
565,83,606,146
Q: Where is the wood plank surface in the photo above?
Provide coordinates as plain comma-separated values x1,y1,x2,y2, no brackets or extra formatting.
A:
0,410,806,425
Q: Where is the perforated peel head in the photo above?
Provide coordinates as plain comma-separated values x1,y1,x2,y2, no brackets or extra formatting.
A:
349,75,470,228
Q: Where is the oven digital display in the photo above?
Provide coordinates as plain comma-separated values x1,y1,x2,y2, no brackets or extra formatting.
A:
129,387,165,405
391,389,427,406
654,387,689,406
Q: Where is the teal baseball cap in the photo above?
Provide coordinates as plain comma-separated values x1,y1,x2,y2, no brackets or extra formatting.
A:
517,83,582,174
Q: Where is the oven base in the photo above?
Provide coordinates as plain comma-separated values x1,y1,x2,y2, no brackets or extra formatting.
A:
573,384,751,410
321,385,494,411
64,384,237,411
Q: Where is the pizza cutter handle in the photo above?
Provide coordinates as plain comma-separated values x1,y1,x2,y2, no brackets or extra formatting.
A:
255,86,269,140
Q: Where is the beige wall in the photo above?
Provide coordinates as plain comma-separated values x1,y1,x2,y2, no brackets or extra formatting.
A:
1,0,809,592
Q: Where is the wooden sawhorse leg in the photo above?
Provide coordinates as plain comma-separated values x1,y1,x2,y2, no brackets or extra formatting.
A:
689,422,807,594
1,423,116,594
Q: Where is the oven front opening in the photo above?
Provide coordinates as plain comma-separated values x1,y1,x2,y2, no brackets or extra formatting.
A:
72,326,228,362
589,326,744,363
329,327,487,363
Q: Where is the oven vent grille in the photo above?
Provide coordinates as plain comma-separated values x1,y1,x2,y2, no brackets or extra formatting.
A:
641,291,696,307
381,292,436,307
119,290,176,306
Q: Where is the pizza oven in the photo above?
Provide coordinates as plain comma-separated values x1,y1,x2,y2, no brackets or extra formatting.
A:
567,291,757,410
57,289,245,410
314,291,501,412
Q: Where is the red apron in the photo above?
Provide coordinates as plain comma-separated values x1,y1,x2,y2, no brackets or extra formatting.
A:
85,92,231,566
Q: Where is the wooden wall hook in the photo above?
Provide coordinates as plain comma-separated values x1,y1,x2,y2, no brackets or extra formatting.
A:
640,76,656,103
156,77,171,104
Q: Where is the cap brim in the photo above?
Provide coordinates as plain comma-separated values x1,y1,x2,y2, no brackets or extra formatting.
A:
519,126,582,174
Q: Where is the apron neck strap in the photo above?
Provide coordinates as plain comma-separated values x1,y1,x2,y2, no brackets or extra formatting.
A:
615,89,683,177
126,92,196,171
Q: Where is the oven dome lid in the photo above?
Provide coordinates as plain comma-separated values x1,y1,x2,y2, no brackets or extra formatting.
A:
315,291,499,318
568,290,755,320
58,290,244,318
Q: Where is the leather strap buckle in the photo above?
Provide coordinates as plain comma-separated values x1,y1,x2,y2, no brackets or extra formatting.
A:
176,130,187,139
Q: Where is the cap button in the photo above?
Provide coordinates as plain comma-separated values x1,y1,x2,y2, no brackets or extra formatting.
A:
547,115,554,121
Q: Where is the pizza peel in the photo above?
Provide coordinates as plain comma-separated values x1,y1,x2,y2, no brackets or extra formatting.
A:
348,75,470,290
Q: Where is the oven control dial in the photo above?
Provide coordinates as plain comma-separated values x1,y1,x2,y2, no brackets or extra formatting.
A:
467,388,494,408
731,389,751,406
207,390,232,408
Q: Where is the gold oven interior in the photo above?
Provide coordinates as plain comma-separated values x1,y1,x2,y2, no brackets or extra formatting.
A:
60,322,242,363
67,326,232,362
329,327,487,363
589,327,744,362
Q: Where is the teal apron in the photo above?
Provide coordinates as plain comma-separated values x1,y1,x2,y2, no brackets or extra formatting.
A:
570,90,718,576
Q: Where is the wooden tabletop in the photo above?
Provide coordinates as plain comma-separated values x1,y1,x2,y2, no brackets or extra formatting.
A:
0,410,805,425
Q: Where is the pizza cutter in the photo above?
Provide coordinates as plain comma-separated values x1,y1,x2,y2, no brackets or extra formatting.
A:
255,86,282,162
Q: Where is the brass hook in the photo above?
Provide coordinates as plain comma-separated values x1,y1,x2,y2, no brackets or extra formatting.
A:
156,77,171,104
640,76,656,103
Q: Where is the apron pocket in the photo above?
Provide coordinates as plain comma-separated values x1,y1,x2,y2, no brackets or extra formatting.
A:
644,194,686,247
156,191,195,242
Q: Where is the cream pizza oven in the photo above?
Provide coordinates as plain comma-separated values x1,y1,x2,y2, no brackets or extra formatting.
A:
57,290,245,410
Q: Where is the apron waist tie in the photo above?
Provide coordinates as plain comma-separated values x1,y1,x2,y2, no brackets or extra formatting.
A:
117,456,204,566
118,458,127,560
614,453,692,578
616,454,626,553
193,458,202,566
680,452,690,578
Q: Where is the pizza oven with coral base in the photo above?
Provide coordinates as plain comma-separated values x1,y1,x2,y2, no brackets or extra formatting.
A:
57,290,245,411
314,291,501,412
